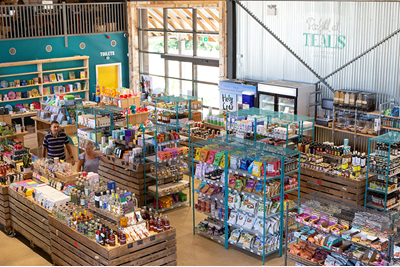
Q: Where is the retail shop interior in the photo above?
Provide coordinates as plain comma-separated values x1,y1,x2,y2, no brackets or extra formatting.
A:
1,1,400,266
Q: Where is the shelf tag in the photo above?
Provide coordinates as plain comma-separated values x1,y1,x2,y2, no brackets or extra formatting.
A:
150,236,155,241
128,243,133,248
122,161,125,166
74,241,78,248
137,240,143,245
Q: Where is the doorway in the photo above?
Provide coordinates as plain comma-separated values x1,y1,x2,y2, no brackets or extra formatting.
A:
96,63,122,89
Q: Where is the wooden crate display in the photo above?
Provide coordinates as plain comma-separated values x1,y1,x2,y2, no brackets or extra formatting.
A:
98,160,150,207
0,185,11,229
292,168,366,206
127,111,151,125
8,188,52,255
49,216,177,266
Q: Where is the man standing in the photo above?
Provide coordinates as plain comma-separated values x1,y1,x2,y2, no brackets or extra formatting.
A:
42,121,75,165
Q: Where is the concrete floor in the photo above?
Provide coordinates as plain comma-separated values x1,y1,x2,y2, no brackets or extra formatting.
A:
0,134,288,266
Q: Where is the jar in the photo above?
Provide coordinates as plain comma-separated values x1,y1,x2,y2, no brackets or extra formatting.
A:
334,91,340,105
344,91,350,106
339,91,345,105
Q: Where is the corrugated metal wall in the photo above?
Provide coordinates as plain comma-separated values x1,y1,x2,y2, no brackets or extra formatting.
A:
236,1,400,104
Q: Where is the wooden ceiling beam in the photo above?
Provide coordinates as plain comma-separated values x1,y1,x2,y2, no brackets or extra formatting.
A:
173,9,193,28
197,10,218,31
167,10,189,30
204,9,220,23
147,9,164,28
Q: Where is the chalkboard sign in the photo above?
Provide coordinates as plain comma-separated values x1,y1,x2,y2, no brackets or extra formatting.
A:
220,93,237,111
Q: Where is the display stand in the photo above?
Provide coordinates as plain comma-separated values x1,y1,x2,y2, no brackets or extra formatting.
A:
0,184,10,231
365,132,400,212
142,122,191,212
226,107,315,149
49,216,178,266
0,131,28,147
191,135,300,264
98,160,150,207
284,192,396,266
8,187,52,255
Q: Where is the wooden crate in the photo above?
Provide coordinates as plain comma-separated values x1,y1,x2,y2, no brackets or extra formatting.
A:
98,160,152,207
49,215,177,266
292,167,366,205
127,111,151,125
8,188,52,255
0,185,11,229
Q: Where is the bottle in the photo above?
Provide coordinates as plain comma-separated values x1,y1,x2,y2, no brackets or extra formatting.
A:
52,204,58,218
164,215,170,231
109,233,116,246
352,151,356,165
88,224,94,239
132,193,138,209
361,153,366,168
149,211,154,231
103,190,110,210
141,206,149,220
99,191,104,209
84,222,88,236
120,214,128,227
95,191,100,209
115,194,121,215
157,218,163,233
95,226,100,242
80,191,86,207
105,226,109,244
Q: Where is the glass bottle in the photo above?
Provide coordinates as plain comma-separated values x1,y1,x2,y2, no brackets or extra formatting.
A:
84,222,88,236
52,204,58,218
132,193,138,209
164,215,170,231
88,224,94,239
103,190,110,210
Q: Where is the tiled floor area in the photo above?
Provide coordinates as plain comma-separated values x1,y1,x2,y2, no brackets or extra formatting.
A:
0,134,289,266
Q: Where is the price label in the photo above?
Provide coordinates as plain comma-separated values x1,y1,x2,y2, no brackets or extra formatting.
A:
74,241,78,248
137,240,143,245
150,236,155,241
113,166,115,170
317,180,322,185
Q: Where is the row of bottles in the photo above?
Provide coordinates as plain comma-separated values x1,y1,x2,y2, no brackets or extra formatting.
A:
139,207,170,232
69,176,138,215
375,142,400,157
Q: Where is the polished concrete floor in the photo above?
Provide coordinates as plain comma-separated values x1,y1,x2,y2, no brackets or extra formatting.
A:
0,134,289,266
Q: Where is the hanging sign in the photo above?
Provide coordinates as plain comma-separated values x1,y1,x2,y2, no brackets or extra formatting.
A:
220,93,237,111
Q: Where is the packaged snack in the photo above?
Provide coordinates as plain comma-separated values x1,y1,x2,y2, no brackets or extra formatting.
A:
230,156,240,170
254,182,264,195
135,211,143,222
213,152,224,166
234,178,244,191
196,182,206,191
228,175,236,189
241,197,258,214
228,229,241,243
242,233,255,248
233,193,241,209
200,184,210,194
195,163,203,177
227,192,235,208
243,215,256,230
220,154,231,168
227,210,238,224
206,150,217,165
244,179,256,193
247,161,254,174
270,202,280,214
251,161,263,177
240,158,249,170
256,200,265,217
236,212,247,226
199,149,210,162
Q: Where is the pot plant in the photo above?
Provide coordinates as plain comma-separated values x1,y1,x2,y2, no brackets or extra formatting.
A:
22,154,32,174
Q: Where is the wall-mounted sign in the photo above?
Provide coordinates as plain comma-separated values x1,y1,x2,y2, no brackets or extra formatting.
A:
100,51,115,56
303,18,346,50
220,93,237,111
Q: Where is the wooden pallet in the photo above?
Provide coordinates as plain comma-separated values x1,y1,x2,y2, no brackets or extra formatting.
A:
49,216,177,266
8,188,52,255
291,168,366,205
0,184,11,229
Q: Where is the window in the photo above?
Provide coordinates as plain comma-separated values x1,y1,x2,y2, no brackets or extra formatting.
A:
138,7,220,108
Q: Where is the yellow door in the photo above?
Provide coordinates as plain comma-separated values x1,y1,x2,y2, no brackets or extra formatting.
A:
97,64,119,89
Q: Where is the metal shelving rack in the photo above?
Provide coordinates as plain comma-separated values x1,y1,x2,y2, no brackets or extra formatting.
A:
284,192,397,266
191,135,301,264
142,95,200,212
365,132,400,214
76,105,128,150
226,107,315,149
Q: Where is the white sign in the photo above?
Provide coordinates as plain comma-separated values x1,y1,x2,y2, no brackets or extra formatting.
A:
220,93,237,111
100,51,115,56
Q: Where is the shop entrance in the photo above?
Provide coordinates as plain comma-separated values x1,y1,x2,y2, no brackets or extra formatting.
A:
96,63,122,89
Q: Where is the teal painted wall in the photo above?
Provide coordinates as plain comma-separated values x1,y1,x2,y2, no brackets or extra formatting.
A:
0,33,129,108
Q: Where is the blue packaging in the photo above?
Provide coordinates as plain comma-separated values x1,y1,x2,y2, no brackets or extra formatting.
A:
107,181,116,191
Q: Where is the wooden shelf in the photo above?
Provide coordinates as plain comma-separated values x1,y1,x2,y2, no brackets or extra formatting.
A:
0,56,89,67
382,126,400,131
42,66,88,73
0,84,40,91
42,78,88,86
0,96,42,103
11,112,37,119
0,71,40,78
315,124,377,138
42,89,89,98
32,117,76,129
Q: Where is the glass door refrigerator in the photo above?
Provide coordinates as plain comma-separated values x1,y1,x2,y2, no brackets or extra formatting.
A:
258,80,316,116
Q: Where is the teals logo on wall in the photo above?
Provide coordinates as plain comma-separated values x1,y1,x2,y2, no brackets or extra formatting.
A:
303,17,346,58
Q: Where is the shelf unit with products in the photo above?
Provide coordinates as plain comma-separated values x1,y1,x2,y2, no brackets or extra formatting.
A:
225,107,315,150
365,132,400,213
142,122,192,213
191,135,301,264
76,106,128,150
0,56,89,111
284,192,398,266
379,99,400,132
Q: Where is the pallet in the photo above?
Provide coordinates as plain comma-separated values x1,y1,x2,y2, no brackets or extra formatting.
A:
291,168,366,206
0,184,10,229
49,215,177,266
8,188,51,255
